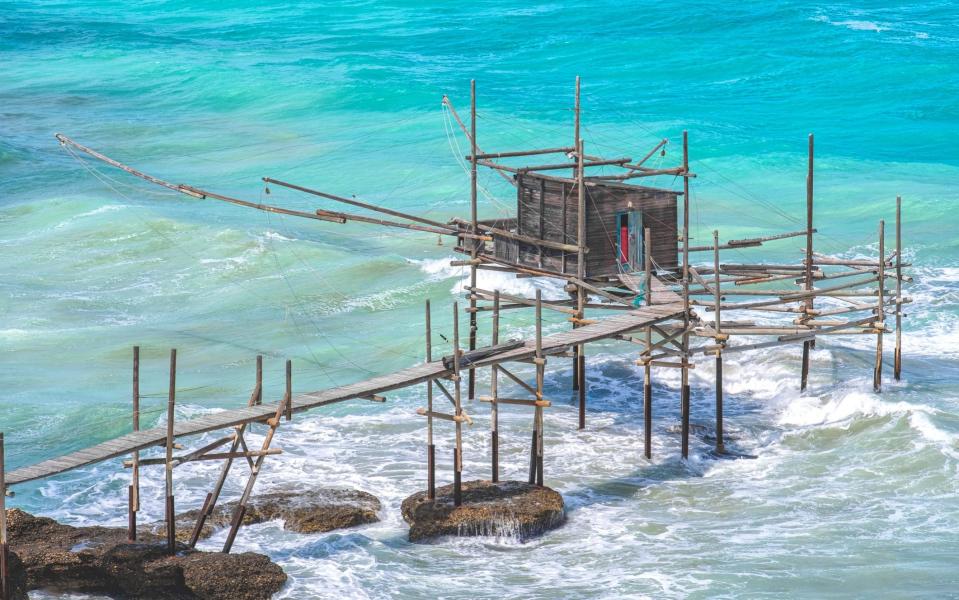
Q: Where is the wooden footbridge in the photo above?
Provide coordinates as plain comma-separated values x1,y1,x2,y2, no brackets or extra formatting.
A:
1,78,913,597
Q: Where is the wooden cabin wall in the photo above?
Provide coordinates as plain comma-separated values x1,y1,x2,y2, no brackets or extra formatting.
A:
513,175,679,277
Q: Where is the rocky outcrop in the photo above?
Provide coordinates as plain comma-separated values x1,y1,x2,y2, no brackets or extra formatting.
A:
146,488,382,543
401,480,565,542
4,508,286,599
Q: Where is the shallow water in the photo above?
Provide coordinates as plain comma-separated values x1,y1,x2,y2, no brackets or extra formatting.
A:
3,1,959,598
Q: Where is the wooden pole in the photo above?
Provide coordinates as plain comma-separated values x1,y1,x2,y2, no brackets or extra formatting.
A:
577,136,587,430
1,432,8,600
535,290,545,485
426,300,436,500
468,79,479,402
713,230,724,454
681,131,691,459
129,345,139,542
572,77,582,396
285,360,292,421
643,228,653,460
165,348,176,554
874,220,885,392
452,302,463,507
894,196,903,381
801,133,814,391
255,355,262,405
491,291,500,483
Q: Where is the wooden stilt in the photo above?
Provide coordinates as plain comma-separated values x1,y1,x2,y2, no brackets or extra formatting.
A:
571,76,582,399
491,290,500,483
129,345,139,542
874,220,885,392
894,196,903,381
801,133,814,391
452,302,463,507
1,433,9,600
223,360,292,553
425,300,436,500
713,230,725,454
643,228,653,459
188,357,263,548
165,349,176,554
534,290,545,486
468,79,479,401
681,131,691,459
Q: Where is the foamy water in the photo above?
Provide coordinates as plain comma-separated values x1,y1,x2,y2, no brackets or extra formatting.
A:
5,1,959,598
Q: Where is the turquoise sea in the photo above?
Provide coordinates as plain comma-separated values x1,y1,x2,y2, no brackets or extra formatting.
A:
3,2,959,598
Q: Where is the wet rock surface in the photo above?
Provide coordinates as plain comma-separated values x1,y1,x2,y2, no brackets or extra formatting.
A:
4,508,286,599
401,480,565,542
146,488,382,543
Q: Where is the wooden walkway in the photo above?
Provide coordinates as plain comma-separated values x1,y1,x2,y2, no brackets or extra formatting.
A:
5,303,683,487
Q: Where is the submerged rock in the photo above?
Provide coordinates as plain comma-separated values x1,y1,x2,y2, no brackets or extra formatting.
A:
4,508,286,599
146,487,382,543
401,480,565,542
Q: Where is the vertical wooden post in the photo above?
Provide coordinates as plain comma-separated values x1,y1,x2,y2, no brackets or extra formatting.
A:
572,76,581,394
643,227,653,460
468,79,479,401
874,220,885,393
680,131,691,459
713,230,724,454
129,345,140,542
1,433,9,600
165,349,176,554
255,355,263,405
801,133,814,391
534,290,545,485
576,136,587,430
285,360,292,421
223,364,292,553
452,302,463,507
425,300,436,500
894,196,903,381
491,291,500,483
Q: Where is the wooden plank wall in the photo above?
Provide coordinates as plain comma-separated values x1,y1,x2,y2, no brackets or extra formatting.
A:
510,175,679,276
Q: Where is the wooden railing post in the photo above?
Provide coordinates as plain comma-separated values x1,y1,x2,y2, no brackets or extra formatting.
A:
491,291,500,483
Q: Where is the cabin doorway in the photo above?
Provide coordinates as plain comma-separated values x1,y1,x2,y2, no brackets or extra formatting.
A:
615,211,643,272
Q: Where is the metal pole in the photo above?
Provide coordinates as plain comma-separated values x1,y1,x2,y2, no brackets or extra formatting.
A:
643,227,653,460
426,300,435,499
801,133,814,391
680,131,691,459
874,220,885,392
894,196,903,380
491,290,500,483
165,348,176,554
129,345,139,542
453,302,463,507
714,230,724,454
468,79,479,401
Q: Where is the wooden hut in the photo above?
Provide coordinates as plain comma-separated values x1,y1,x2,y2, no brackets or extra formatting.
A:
493,173,680,278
